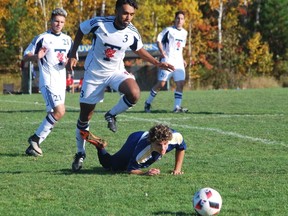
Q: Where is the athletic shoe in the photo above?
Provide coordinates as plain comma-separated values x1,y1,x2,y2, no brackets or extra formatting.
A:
28,135,43,156
80,130,108,148
25,145,42,157
144,102,151,113
72,152,86,172
173,107,188,113
104,111,117,132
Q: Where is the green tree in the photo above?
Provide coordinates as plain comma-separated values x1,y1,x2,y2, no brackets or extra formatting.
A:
258,0,288,59
0,0,28,72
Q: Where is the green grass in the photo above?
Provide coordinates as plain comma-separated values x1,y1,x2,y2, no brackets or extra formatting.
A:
0,88,287,215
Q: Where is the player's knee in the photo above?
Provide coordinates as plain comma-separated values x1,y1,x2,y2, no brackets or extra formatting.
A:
53,110,65,120
57,109,66,118
160,82,166,88
126,89,140,103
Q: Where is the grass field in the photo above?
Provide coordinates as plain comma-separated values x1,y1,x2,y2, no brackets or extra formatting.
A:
0,88,287,215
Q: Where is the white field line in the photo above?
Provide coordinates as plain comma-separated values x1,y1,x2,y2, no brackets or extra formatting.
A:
122,115,288,148
1,99,287,147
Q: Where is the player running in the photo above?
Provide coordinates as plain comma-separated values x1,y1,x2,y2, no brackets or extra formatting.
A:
23,8,73,156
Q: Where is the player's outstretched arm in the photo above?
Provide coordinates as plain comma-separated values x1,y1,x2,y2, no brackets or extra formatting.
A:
171,149,185,175
134,48,175,72
129,168,160,176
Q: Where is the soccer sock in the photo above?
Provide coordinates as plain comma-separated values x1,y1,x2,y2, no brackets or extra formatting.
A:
35,113,57,145
97,147,108,155
109,95,135,116
174,91,183,109
76,119,89,153
146,89,157,104
97,150,112,169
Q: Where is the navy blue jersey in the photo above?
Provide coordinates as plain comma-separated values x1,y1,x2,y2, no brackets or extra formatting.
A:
108,129,186,172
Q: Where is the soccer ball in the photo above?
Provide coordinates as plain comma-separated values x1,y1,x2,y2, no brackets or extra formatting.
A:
192,187,222,216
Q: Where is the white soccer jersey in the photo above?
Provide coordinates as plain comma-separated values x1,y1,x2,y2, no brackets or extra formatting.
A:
24,31,73,92
157,26,187,68
80,16,143,82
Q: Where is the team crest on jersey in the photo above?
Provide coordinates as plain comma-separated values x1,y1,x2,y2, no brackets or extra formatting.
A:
105,48,116,60
176,39,182,50
57,52,67,65
103,43,121,61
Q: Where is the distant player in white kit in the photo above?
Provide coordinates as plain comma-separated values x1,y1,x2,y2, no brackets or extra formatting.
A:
23,8,73,156
144,11,188,113
68,0,175,172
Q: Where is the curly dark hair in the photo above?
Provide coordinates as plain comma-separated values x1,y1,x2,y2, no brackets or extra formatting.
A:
148,124,172,143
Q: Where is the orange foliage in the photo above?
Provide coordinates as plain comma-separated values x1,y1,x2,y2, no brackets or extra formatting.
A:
207,41,223,49
199,54,213,70
238,6,247,16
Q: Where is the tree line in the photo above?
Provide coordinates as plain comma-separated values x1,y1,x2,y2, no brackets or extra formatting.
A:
1,0,288,89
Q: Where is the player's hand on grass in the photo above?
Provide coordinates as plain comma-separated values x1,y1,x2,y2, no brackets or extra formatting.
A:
171,170,184,175
147,168,160,176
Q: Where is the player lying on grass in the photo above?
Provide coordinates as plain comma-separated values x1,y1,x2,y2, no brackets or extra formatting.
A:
73,124,186,176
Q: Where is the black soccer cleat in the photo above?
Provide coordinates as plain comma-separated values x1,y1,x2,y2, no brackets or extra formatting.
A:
72,152,86,172
104,111,117,133
144,101,151,113
26,135,43,156
173,107,188,113
25,145,42,157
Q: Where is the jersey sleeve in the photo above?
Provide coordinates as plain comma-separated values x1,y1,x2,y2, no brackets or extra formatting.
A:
80,18,96,35
127,159,142,172
166,131,187,152
156,27,169,42
128,24,143,51
129,36,143,51
23,35,40,56
80,16,115,35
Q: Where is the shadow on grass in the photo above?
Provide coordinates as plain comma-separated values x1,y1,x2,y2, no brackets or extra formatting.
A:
55,167,126,176
0,166,118,176
0,153,21,157
152,211,197,215
0,110,44,113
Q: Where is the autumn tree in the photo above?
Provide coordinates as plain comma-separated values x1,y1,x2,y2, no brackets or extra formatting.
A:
246,32,274,76
0,0,286,89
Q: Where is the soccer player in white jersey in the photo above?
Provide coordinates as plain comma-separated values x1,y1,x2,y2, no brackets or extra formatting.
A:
23,8,73,157
144,11,188,113
68,0,175,171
